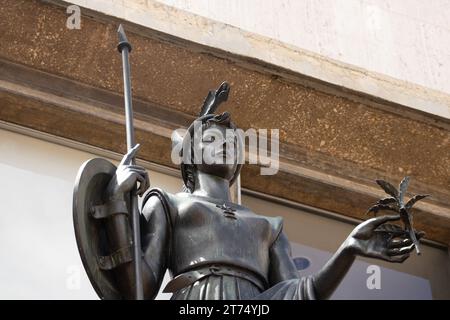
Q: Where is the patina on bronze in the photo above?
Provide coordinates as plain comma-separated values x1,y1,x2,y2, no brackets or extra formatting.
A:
73,27,424,300
366,176,428,255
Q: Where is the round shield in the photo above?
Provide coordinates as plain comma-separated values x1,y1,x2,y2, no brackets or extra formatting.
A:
73,158,122,300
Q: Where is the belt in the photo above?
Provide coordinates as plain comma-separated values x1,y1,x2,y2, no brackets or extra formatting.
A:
163,265,267,293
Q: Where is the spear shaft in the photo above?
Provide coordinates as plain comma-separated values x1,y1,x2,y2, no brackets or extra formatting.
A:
117,24,143,300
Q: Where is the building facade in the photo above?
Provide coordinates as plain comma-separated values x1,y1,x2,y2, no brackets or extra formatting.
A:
0,0,449,299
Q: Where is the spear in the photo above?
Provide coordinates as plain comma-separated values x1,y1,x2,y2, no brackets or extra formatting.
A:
117,24,143,300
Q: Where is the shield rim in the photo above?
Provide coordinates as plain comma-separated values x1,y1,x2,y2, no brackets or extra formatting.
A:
73,157,121,300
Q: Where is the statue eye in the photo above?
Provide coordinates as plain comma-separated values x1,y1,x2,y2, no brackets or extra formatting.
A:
203,136,215,143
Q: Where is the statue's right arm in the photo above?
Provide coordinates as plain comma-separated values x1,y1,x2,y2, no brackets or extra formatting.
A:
103,145,168,299
104,192,169,299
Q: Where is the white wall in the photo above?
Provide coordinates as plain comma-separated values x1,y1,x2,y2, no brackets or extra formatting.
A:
0,128,180,299
158,0,450,95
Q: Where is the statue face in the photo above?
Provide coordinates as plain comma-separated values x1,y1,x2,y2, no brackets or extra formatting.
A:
194,123,239,181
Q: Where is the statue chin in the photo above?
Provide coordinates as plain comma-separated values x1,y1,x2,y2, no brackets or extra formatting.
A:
196,161,238,181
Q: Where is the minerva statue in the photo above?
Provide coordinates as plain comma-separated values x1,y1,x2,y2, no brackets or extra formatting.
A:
73,26,424,300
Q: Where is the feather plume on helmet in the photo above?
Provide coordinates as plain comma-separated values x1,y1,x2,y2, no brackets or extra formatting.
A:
171,82,243,193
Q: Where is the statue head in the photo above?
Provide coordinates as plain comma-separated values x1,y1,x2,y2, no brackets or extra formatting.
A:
172,82,243,192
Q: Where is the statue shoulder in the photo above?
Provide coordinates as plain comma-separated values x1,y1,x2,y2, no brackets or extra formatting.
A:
141,188,180,226
264,215,284,246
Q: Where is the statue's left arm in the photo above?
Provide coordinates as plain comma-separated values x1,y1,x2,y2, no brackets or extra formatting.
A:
265,230,316,299
268,215,422,299
312,214,424,299
268,231,300,284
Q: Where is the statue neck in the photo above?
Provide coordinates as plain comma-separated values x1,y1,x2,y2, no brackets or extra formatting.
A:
192,171,231,202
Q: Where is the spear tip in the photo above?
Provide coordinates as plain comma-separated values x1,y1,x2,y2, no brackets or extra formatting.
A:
117,24,132,53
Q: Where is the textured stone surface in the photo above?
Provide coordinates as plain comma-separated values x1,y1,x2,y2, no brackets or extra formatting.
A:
2,83,449,245
156,0,450,95
66,0,450,120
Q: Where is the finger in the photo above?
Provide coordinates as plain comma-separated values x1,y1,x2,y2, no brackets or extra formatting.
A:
144,174,150,192
127,165,146,171
140,180,149,196
124,167,146,173
387,253,410,263
136,173,145,185
137,174,149,196
388,243,415,255
127,170,148,183
367,214,401,229
138,175,150,196
137,181,145,196
416,230,426,240
127,171,145,185
120,144,141,166
134,174,145,191
388,237,412,249
138,184,146,196
123,168,147,176
385,231,407,240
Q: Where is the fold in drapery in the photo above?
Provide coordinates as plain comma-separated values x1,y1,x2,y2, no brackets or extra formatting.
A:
254,276,316,300
171,275,316,300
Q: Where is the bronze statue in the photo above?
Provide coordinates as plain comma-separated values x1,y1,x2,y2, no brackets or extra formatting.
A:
73,26,424,300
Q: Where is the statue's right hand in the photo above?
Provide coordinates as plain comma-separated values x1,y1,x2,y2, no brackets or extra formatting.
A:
106,144,150,201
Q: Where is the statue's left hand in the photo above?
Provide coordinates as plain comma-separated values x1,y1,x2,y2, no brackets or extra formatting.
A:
345,215,425,263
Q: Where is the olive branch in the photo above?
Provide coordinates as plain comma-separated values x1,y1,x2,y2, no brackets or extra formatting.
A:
366,176,429,255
